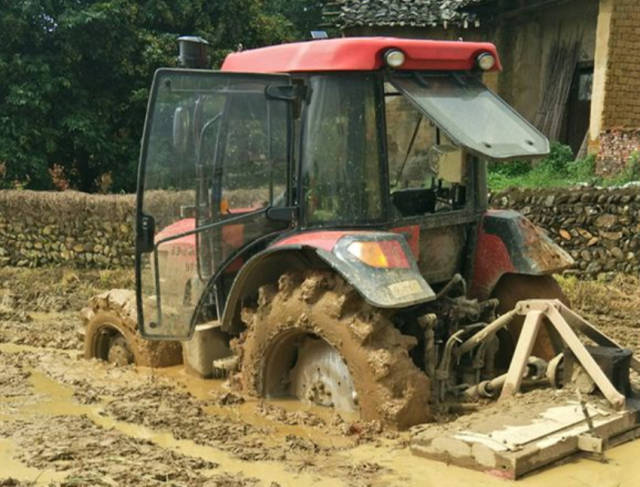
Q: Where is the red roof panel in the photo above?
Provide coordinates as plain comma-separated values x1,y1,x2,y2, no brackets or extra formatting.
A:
221,37,501,73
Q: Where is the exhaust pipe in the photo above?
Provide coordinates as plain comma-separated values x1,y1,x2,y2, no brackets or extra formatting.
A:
178,35,210,69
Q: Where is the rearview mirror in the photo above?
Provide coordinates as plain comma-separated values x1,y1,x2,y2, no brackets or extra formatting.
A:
172,106,191,155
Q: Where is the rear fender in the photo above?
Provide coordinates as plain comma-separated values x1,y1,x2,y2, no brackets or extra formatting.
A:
221,231,436,333
470,210,574,299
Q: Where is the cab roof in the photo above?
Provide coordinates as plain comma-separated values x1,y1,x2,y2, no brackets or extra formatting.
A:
221,37,501,74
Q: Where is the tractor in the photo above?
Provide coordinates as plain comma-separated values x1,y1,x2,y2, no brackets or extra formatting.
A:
82,36,639,456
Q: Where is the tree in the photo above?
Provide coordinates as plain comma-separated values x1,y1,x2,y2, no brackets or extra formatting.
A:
0,0,298,192
265,0,328,39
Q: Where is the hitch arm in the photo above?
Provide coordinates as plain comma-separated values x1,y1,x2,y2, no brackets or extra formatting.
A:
499,300,627,409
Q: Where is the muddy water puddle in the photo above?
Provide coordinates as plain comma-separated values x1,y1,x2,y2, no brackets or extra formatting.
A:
0,357,345,485
0,439,68,484
2,344,640,486
156,365,359,448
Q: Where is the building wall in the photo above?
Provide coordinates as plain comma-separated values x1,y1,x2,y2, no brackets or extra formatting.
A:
492,0,598,125
594,0,640,175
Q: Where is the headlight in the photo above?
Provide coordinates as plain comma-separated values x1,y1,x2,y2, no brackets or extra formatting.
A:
384,49,406,69
476,52,496,71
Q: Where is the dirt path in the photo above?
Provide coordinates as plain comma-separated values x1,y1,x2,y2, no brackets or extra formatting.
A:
1,268,640,486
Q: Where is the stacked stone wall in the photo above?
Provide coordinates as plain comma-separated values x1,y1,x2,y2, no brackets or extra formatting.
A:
0,191,136,268
0,190,192,268
1,189,639,278
491,186,640,277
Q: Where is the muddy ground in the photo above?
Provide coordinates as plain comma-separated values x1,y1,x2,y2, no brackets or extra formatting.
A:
1,267,640,486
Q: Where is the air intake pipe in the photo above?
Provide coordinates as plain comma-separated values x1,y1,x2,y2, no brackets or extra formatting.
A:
178,36,210,69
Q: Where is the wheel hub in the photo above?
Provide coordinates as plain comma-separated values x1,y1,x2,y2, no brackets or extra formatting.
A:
288,337,357,412
107,336,134,366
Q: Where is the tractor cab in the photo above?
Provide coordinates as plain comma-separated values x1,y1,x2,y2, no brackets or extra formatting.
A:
135,37,553,341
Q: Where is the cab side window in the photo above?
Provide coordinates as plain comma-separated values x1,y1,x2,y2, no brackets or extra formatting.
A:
385,83,467,217
221,93,288,212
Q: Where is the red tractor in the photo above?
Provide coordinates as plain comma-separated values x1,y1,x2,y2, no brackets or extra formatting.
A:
83,36,579,429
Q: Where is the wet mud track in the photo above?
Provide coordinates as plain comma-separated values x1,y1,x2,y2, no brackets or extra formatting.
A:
2,269,640,486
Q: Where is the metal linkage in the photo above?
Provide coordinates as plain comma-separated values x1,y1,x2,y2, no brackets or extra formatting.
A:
498,299,628,409
456,309,516,357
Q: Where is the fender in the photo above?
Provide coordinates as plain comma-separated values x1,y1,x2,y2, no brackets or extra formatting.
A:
470,210,574,299
220,230,435,333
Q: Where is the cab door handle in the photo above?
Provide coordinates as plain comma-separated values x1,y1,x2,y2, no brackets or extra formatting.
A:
137,213,156,253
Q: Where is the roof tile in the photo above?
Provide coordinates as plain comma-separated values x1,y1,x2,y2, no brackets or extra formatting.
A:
325,0,482,29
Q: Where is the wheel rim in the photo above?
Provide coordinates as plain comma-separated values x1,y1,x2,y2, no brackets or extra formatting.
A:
289,337,357,412
95,328,134,366
107,335,134,366
263,333,357,413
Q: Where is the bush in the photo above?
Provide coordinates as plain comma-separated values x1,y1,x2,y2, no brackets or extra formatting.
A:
488,142,599,190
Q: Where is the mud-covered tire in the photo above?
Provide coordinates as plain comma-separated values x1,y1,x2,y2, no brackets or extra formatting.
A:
236,270,431,430
492,274,569,363
82,289,182,368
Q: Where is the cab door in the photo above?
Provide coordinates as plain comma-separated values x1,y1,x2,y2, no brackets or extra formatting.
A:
135,69,293,339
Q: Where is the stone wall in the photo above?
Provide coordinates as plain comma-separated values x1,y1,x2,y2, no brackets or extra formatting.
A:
1,189,639,278
0,191,136,268
491,186,640,277
0,190,193,268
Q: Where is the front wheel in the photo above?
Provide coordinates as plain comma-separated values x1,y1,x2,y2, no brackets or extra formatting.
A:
83,289,182,368
84,312,136,366
237,270,431,430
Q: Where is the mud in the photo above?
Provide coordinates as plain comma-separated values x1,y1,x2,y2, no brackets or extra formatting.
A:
1,268,640,485
238,271,431,430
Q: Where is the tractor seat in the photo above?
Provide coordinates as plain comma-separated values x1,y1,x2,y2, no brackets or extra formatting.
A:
391,188,437,216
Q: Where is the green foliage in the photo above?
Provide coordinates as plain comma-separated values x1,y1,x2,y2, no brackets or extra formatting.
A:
621,150,640,182
0,0,312,192
488,142,599,190
488,142,640,190
264,0,328,39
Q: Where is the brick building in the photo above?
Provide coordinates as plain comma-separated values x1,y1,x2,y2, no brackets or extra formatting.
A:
592,0,640,175
324,0,640,174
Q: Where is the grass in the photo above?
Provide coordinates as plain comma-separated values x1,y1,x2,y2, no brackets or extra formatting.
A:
488,143,640,191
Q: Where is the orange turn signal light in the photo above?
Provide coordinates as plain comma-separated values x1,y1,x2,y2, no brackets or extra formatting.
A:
346,240,410,269
347,241,389,268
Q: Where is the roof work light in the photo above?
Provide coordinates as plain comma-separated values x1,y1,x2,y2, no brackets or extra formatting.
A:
476,52,496,71
384,49,406,68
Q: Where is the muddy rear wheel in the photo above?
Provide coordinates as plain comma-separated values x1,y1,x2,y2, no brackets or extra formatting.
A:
82,289,182,368
237,270,431,429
